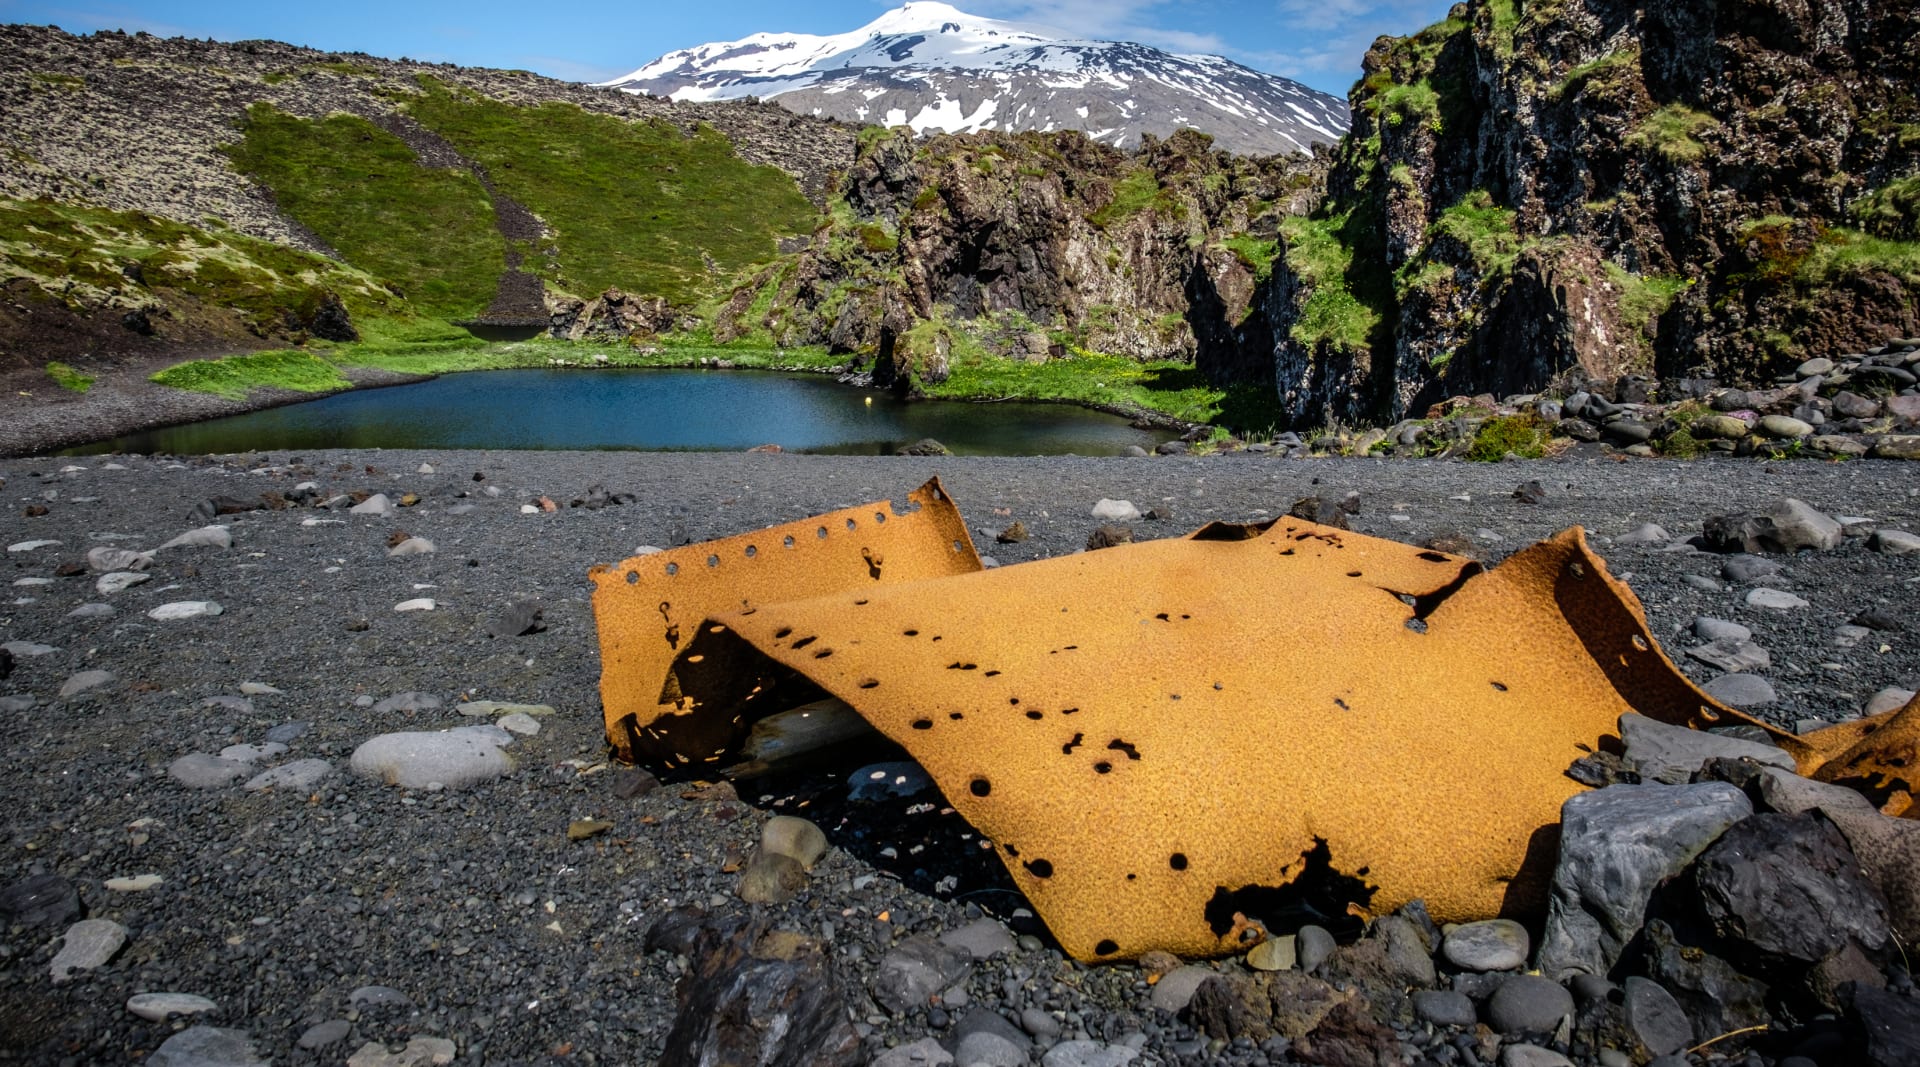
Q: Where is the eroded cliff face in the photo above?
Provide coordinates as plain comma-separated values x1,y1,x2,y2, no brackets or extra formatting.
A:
1262,0,1920,427
711,128,1324,391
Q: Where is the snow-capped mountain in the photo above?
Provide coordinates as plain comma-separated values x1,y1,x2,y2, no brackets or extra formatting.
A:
605,2,1348,156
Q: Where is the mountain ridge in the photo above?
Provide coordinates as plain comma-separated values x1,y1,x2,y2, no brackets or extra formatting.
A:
606,1,1349,157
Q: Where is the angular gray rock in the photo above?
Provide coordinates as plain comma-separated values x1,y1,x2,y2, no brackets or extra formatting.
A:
1041,1040,1138,1067
1536,782,1753,980
1621,977,1690,1059
243,759,334,792
1686,638,1770,673
168,753,250,789
51,917,128,982
872,935,973,1014
658,915,861,1067
1700,672,1778,707
939,917,1017,960
157,526,232,550
0,873,80,928
1870,529,1920,556
147,1026,270,1067
1620,713,1793,784
1148,964,1214,1012
58,669,115,697
1692,811,1892,968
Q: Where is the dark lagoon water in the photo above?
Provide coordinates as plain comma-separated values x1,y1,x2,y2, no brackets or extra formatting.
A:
70,368,1177,456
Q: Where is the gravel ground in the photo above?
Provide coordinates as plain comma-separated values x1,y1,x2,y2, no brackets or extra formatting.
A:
1,447,1917,1066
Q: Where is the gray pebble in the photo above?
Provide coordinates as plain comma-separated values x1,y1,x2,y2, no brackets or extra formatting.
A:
58,669,115,697
872,1038,954,1067
127,993,218,1021
1041,1040,1138,1067
168,753,250,789
297,1020,352,1049
1413,989,1476,1027
1147,965,1214,1012
955,1031,1028,1067
1442,919,1529,972
244,759,334,792
51,918,128,982
940,917,1017,960
146,1026,268,1067
1487,974,1573,1034
1745,587,1809,611
1297,923,1336,972
349,985,414,1010
1499,1045,1573,1067
1701,672,1778,707
1622,976,1690,1058
1693,616,1752,643
263,721,310,744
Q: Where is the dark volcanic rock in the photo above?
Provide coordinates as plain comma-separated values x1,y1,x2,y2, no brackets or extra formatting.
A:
657,914,861,1067
1844,982,1920,1067
1641,919,1771,1043
0,873,82,928
1690,811,1892,974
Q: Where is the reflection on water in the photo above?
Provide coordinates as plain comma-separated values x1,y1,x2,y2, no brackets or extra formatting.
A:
69,368,1177,457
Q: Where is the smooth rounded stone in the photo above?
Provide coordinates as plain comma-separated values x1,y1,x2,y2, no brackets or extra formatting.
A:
456,700,554,717
387,537,436,557
1867,687,1918,715
1488,975,1574,1034
96,571,150,594
157,526,232,551
1297,924,1336,973
1621,977,1690,1058
349,985,414,1010
218,742,286,763
872,1037,955,1067
1615,523,1671,544
1603,419,1652,444
762,815,830,867
1681,574,1721,593
1721,554,1782,583
1691,414,1752,440
1041,1040,1138,1067
51,918,128,982
1499,1045,1573,1067
1747,587,1810,610
2,640,55,657
1443,919,1530,972
394,598,435,612
298,1020,352,1050
239,681,283,696
149,601,224,621
496,712,541,735
350,493,394,515
1148,965,1216,1012
6,539,62,552
1536,783,1753,980
349,727,515,790
128,993,218,1021
1621,713,1792,783
940,917,1017,960
58,669,115,699
1871,529,1920,556
87,546,153,572
67,602,114,618
955,1032,1028,1067
1413,989,1477,1027
0,873,80,927
1813,435,1870,456
263,721,310,744
105,874,163,892
1758,414,1815,439
1693,617,1752,643
1021,1006,1064,1038
168,753,250,789
147,1026,269,1067
0,695,35,713
1246,933,1297,971
12,577,53,587
736,849,807,904
371,691,442,714
244,759,334,792
202,695,255,714
1090,498,1141,522
1797,357,1836,377
1701,672,1779,708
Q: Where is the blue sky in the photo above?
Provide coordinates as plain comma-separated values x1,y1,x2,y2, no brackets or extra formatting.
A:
0,1,1456,96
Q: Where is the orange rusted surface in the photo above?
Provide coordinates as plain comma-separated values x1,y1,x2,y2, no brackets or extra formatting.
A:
1797,692,1920,817
589,478,980,764
639,513,1788,960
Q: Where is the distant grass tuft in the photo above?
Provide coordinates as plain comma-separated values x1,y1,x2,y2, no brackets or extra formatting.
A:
150,351,352,399
45,361,93,392
1466,414,1548,461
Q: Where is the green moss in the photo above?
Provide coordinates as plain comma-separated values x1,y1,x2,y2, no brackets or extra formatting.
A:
1626,104,1720,165
150,350,353,399
1378,80,1443,132
1089,169,1163,229
1221,234,1280,281
45,361,93,393
30,72,85,91
406,79,818,303
1280,210,1386,355
1605,264,1689,368
1466,413,1548,461
1852,176,1920,240
1799,226,1920,286
262,70,294,85
1427,190,1522,275
1659,428,1703,459
1551,48,1638,100
312,61,378,77
857,224,898,254
225,104,504,317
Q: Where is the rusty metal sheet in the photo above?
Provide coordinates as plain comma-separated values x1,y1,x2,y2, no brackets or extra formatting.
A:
589,478,980,764
1797,693,1920,817
650,515,1786,960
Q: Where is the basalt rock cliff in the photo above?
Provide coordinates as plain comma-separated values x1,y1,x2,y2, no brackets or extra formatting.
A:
1256,0,1920,427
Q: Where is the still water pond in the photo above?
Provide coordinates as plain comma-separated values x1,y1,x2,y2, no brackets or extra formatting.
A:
74,368,1177,456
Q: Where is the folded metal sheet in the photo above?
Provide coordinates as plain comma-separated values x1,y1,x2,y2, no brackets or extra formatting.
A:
589,478,981,765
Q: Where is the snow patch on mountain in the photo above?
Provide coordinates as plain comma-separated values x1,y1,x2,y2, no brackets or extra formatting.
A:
605,2,1348,156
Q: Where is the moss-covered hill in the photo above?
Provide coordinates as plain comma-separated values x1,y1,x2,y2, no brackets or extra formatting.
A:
1258,0,1920,427
0,24,848,369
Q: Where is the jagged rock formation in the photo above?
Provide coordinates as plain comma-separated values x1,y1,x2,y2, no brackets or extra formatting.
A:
608,2,1348,157
1257,0,1920,428
709,127,1323,390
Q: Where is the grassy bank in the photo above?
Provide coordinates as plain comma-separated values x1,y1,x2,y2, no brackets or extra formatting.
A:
144,337,1280,430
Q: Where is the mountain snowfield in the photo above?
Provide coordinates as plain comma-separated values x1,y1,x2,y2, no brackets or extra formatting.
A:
604,2,1348,156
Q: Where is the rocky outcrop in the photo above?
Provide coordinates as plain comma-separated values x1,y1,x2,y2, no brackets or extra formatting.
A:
1259,0,1920,428
712,127,1325,391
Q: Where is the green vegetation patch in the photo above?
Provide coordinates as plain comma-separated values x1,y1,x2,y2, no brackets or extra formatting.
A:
406,79,818,303
1465,413,1549,461
1626,104,1720,165
1799,226,1920,287
1427,190,1522,275
0,197,401,331
1089,169,1166,229
1222,234,1280,281
1852,176,1920,240
151,350,352,399
1280,210,1385,354
226,104,504,317
1606,264,1688,366
45,361,93,392
1551,48,1639,100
